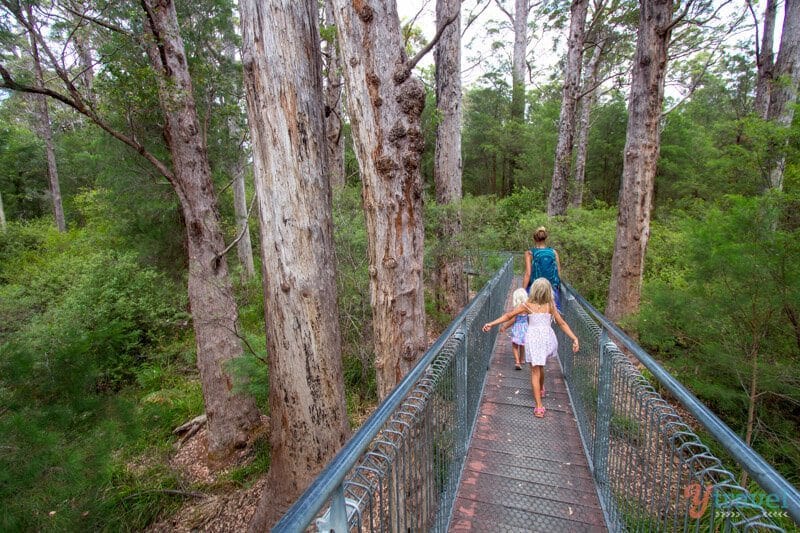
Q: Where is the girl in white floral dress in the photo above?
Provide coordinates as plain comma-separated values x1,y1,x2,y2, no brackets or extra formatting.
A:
483,278,580,418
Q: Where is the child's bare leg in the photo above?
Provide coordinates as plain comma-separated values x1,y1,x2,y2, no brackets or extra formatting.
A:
539,367,545,391
530,365,543,409
512,344,521,366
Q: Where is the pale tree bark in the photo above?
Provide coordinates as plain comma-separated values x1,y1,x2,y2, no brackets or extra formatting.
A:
571,37,605,209
231,158,256,279
0,191,6,231
753,0,777,119
507,0,529,121
141,0,262,455
605,0,674,322
240,0,350,528
330,0,427,399
434,0,468,316
27,6,66,233
324,0,346,188
547,0,589,216
497,0,530,194
765,0,800,191
221,43,256,280
73,27,95,105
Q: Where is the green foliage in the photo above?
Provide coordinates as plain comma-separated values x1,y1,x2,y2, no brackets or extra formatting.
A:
637,194,800,483
0,207,197,531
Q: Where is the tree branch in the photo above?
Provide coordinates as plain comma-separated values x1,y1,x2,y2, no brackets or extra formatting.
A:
407,7,459,71
0,63,175,184
217,192,257,259
493,0,514,23
59,2,132,36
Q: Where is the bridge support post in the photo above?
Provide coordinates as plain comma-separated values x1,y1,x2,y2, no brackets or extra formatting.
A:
593,330,613,491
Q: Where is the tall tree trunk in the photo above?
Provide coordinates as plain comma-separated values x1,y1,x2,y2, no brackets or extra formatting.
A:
27,7,66,233
331,0,427,399
571,37,605,209
240,0,350,528
222,44,256,280
606,0,674,322
142,0,262,456
548,0,589,216
231,159,256,279
74,28,95,105
324,0,346,188
754,0,777,119
765,0,800,191
510,0,528,121
434,0,468,315
508,0,529,193
0,191,6,231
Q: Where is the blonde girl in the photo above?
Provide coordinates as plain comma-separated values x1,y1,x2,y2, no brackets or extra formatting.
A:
500,288,529,370
483,278,579,418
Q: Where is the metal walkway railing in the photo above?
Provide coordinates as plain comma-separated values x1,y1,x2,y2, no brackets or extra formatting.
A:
559,283,800,531
273,257,514,532
273,255,800,532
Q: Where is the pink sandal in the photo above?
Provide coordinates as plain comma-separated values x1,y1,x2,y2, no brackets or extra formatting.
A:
534,407,546,418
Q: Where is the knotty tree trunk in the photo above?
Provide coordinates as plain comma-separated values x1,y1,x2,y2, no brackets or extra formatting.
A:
754,0,777,119
606,0,674,322
331,0,427,399
324,0,346,188
240,0,350,528
548,0,589,216
765,0,800,191
571,37,605,209
27,6,65,233
142,0,262,456
434,0,467,316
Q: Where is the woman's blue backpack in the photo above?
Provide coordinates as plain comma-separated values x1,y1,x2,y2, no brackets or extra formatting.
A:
528,247,560,290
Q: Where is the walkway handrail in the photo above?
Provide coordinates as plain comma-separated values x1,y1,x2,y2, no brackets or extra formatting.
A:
273,256,513,532
565,284,800,523
564,282,800,526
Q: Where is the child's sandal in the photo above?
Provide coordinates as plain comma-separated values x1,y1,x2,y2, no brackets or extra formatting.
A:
534,407,546,418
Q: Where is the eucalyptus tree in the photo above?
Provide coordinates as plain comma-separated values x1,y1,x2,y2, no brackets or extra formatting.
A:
571,34,606,208
547,0,589,216
764,0,800,191
330,0,456,397
239,0,350,527
749,0,777,119
323,0,345,188
606,0,743,321
24,6,65,232
0,0,262,456
495,0,532,194
605,0,679,321
434,0,468,315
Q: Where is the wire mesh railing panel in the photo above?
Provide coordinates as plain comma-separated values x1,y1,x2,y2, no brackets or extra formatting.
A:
274,257,513,532
560,283,794,532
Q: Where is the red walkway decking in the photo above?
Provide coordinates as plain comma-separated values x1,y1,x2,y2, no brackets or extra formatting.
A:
449,283,607,532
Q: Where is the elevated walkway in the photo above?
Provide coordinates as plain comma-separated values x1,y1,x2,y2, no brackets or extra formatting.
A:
273,256,799,532
450,289,606,531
